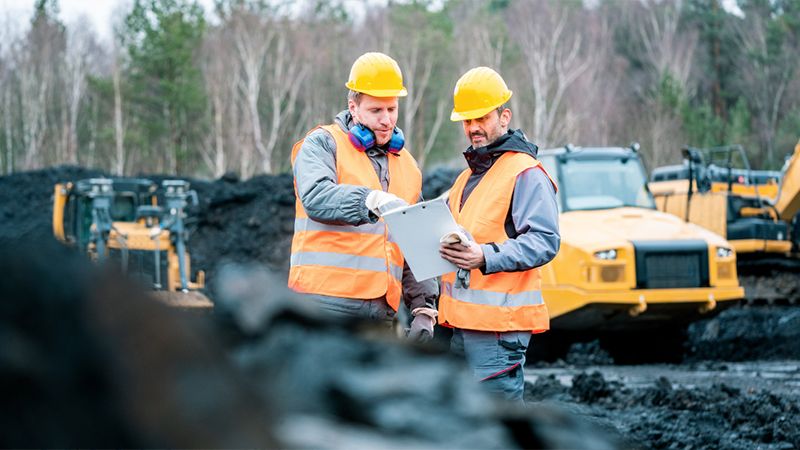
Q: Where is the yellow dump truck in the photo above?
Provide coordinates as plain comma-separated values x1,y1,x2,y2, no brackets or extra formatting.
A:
649,142,800,302
536,145,744,333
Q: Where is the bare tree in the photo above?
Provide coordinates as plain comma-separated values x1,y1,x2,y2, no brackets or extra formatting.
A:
450,0,505,72
228,7,273,177
506,1,594,146
0,13,18,174
200,26,234,177
625,0,698,166
61,16,96,165
732,5,798,167
261,22,308,174
112,43,125,175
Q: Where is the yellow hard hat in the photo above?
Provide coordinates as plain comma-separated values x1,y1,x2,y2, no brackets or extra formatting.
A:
346,52,408,98
450,67,513,121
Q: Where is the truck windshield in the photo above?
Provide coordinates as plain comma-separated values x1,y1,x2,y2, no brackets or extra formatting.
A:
559,157,656,211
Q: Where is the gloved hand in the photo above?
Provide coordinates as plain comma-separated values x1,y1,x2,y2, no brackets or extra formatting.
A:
407,307,437,343
365,190,407,217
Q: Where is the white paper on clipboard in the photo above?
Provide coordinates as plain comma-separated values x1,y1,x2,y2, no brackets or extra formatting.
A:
382,197,460,281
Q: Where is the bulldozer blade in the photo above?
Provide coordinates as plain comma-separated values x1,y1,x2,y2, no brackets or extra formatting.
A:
149,291,213,309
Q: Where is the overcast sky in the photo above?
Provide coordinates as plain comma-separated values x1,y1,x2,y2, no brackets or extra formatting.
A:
0,0,745,43
0,0,215,42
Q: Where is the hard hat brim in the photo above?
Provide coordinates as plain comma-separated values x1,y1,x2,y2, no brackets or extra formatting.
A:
450,90,512,121
345,82,408,98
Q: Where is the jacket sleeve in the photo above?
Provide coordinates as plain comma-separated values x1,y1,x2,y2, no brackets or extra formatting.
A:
293,129,375,226
481,166,560,274
402,261,439,311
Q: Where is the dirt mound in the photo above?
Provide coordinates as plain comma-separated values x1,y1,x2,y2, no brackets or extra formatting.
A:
0,241,618,449
0,239,275,447
526,371,800,449
0,166,461,291
186,173,296,283
685,305,800,361
0,165,102,242
421,167,461,200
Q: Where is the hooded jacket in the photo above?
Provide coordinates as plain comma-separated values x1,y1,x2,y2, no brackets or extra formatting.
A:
457,129,560,274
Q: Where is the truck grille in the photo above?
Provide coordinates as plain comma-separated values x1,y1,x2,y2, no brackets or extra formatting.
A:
633,240,709,289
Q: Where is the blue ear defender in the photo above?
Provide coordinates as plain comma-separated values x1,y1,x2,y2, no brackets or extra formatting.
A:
348,123,376,151
348,123,404,153
386,127,404,153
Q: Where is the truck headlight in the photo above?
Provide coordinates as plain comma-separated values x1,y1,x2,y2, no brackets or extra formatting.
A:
594,249,618,260
716,247,733,258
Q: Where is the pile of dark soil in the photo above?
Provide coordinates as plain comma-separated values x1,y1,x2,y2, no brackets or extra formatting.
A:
0,166,102,242
185,173,296,283
0,166,461,290
685,305,800,361
0,241,618,449
0,239,275,447
526,371,800,449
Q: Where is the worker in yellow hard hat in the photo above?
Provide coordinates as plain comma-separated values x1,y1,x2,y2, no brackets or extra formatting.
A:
438,67,560,402
288,52,438,342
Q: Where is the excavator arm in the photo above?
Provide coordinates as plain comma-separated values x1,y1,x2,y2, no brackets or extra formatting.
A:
774,140,800,222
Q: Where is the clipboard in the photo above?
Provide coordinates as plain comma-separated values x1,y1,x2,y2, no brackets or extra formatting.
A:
382,197,460,281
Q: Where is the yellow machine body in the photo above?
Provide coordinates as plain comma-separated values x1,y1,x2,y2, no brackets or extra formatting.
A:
537,146,744,331
649,141,800,257
52,178,206,296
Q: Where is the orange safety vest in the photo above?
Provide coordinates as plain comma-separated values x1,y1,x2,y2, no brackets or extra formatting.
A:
288,124,422,311
440,152,554,332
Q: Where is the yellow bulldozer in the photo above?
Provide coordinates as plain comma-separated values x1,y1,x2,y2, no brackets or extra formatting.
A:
53,177,209,307
649,141,800,303
532,144,744,359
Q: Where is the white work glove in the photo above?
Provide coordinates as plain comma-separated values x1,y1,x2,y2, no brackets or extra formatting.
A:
365,190,407,217
440,227,474,289
407,307,437,343
440,230,470,245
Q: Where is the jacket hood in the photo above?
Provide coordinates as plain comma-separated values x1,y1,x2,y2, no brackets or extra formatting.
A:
335,110,354,132
463,129,539,173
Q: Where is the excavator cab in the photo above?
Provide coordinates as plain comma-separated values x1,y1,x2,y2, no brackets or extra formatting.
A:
55,178,158,251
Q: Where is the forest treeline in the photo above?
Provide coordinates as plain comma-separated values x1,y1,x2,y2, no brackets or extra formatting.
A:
1,0,799,178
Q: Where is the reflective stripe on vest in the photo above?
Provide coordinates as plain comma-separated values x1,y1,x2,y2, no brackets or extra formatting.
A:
291,251,403,282
288,123,421,311
442,281,544,307
439,152,553,332
294,217,386,235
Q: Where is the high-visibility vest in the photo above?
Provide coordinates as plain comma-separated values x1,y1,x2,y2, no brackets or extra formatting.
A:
288,124,421,311
440,152,554,332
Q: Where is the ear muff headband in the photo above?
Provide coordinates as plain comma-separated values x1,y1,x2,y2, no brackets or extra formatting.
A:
348,123,404,154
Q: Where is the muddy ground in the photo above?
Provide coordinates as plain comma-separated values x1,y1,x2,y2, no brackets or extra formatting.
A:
1,166,799,448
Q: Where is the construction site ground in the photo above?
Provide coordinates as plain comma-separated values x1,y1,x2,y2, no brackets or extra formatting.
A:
1,166,799,448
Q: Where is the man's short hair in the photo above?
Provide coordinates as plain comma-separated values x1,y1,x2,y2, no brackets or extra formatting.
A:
496,104,508,115
348,90,363,105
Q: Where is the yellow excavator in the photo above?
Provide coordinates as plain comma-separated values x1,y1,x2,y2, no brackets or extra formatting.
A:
649,141,800,303
536,144,744,337
53,177,209,308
